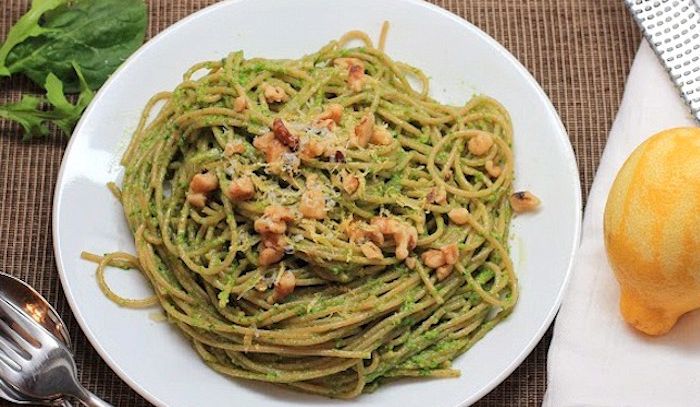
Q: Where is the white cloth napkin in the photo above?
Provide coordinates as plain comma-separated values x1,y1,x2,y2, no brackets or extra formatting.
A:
543,41,700,407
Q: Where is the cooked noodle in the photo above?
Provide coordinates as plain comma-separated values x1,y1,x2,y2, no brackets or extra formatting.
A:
83,25,517,398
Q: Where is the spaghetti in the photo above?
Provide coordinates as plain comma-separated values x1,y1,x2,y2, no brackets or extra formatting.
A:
84,27,517,398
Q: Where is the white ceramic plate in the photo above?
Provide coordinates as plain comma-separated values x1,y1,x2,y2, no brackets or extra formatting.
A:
53,0,582,406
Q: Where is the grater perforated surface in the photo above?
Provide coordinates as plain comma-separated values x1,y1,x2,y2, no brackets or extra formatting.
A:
626,0,700,121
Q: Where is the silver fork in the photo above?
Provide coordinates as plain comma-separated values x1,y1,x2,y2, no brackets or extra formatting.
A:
0,299,112,407
0,377,71,406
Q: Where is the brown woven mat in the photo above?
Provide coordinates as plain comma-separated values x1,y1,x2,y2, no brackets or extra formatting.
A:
0,1,640,406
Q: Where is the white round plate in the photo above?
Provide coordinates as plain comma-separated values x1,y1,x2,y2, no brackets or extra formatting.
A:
53,0,582,406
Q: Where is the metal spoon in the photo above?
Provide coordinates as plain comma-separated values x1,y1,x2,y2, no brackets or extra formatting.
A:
0,273,72,406
0,273,104,406
0,283,109,406
0,273,71,348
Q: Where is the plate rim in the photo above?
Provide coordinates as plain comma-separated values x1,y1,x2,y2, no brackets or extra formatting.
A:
52,0,583,405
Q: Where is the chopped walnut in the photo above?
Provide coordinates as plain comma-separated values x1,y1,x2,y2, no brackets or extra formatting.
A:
441,243,459,266
436,265,453,281
316,104,343,125
190,172,218,194
224,142,245,157
352,113,374,148
272,271,296,301
259,247,284,266
348,64,366,92
299,137,326,160
427,186,447,205
263,84,288,103
342,173,360,195
509,191,541,213
447,208,470,225
367,226,385,245
468,133,494,156
485,160,501,178
395,226,417,261
332,150,346,163
421,249,446,269
267,206,294,222
255,219,286,235
254,206,294,235
371,217,399,235
255,208,293,268
299,188,327,220
253,132,289,166
313,118,336,131
257,232,287,267
371,217,417,260
334,58,366,92
233,95,248,113
272,118,299,150
344,221,384,245
227,177,255,201
370,126,392,145
360,242,384,260
421,244,459,270
405,257,417,270
261,232,283,250
186,172,218,208
186,192,207,208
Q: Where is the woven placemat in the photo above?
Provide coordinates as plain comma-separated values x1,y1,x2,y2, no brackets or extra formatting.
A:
0,1,640,406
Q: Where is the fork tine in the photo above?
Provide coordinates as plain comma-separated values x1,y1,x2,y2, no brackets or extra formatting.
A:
0,313,36,356
0,328,27,364
0,347,21,370
0,348,21,381
0,299,52,349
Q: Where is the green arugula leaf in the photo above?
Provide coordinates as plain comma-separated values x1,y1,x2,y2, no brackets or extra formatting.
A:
0,95,52,138
3,0,147,92
44,62,94,134
0,63,94,140
0,0,67,77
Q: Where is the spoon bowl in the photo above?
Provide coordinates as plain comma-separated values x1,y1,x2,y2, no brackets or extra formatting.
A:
0,273,71,405
0,274,71,348
0,273,102,407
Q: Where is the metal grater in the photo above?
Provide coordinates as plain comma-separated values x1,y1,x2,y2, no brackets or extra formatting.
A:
625,0,700,121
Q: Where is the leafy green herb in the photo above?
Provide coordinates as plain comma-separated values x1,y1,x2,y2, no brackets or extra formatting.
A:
0,63,93,139
400,292,415,313
43,63,93,133
2,0,148,92
0,95,52,137
0,0,147,139
0,0,66,77
383,172,403,195
398,316,415,327
294,305,307,317
422,330,439,341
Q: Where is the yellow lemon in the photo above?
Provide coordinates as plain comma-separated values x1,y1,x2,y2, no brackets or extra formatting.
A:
604,127,700,336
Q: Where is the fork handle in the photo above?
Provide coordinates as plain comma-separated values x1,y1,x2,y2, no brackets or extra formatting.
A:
73,387,113,407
